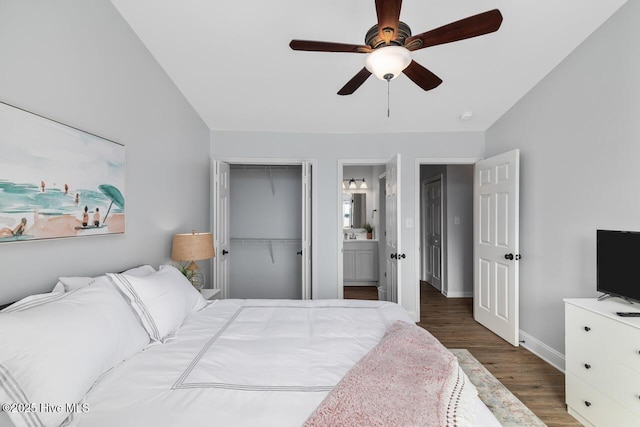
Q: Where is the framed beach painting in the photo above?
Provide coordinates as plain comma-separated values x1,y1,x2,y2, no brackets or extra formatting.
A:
0,101,125,243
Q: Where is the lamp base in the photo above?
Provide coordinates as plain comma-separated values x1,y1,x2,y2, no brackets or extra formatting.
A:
190,270,205,291
174,261,205,291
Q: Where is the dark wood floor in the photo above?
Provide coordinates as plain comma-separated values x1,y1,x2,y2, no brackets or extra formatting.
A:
344,283,580,427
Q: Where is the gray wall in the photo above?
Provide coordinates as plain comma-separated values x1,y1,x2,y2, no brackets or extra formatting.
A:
486,0,640,355
445,165,474,297
0,0,210,304
212,130,485,319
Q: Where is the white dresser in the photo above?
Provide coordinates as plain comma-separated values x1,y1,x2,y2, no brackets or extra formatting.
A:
564,298,640,426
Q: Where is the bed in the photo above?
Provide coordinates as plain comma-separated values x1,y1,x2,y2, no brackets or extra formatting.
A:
0,265,501,427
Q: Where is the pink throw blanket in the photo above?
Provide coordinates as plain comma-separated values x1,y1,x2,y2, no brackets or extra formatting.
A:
304,321,477,427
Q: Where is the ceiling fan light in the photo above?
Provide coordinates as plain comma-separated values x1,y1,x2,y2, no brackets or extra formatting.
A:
365,46,411,81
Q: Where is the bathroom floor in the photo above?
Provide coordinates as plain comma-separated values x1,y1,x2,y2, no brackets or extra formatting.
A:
343,286,378,300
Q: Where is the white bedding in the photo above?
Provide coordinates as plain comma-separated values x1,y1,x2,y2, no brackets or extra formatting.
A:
60,298,500,427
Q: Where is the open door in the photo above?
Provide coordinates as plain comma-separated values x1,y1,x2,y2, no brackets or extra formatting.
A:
473,149,520,346
301,161,312,300
385,154,401,304
212,160,230,298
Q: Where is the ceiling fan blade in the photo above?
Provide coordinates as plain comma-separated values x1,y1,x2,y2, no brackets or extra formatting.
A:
290,40,371,53
405,9,503,51
402,61,442,91
338,68,372,96
375,0,403,44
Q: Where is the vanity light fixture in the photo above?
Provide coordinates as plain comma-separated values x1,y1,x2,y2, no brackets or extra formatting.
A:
343,178,369,190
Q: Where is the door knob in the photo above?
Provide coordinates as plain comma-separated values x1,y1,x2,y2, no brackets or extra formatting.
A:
504,253,514,260
390,253,397,259
296,250,303,256
222,249,229,255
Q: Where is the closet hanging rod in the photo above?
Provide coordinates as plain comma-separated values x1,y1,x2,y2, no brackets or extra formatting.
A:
230,238,302,264
231,238,302,244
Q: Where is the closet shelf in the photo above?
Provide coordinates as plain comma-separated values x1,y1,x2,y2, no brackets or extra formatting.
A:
230,165,297,196
230,238,302,264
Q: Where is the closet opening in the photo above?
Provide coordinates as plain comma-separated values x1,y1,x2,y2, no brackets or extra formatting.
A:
212,160,314,300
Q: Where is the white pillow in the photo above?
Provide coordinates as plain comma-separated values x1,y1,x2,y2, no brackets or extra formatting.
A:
55,276,94,292
107,265,207,342
1,291,68,313
51,281,66,293
53,265,156,293
122,264,156,277
0,277,150,427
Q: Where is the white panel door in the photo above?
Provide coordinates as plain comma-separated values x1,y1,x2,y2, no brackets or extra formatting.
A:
423,179,442,291
212,160,231,298
385,154,401,304
473,149,520,346
301,162,312,300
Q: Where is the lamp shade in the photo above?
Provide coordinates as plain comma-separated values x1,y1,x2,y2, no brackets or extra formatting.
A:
171,231,215,261
365,46,411,81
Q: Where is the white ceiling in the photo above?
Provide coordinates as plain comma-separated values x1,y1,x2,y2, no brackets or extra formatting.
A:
110,0,626,134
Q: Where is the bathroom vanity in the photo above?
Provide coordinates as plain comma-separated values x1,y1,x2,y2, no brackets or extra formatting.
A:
343,240,378,285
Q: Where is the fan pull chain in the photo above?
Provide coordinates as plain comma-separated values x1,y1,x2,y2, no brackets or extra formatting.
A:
383,73,394,118
387,78,390,118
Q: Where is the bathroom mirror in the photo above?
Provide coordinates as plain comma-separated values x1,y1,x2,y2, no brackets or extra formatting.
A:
343,193,366,229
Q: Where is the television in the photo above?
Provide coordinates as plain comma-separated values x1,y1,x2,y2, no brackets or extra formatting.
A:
597,229,640,303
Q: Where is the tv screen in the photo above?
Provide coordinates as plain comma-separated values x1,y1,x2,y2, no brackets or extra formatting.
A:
597,229,640,302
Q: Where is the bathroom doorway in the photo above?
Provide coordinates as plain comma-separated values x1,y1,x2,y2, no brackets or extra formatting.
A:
337,157,400,303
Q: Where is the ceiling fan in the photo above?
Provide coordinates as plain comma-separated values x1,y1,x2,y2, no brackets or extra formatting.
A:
290,0,503,95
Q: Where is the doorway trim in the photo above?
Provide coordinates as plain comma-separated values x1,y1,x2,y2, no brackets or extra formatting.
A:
413,157,480,321
212,157,319,299
337,158,389,299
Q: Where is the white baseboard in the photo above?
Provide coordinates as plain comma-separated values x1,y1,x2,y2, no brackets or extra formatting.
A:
407,311,419,322
443,290,473,298
519,330,565,372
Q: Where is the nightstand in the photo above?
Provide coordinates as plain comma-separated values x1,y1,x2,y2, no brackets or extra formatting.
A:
201,288,221,300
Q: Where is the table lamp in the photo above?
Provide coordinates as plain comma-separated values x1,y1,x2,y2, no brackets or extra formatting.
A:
171,230,215,291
